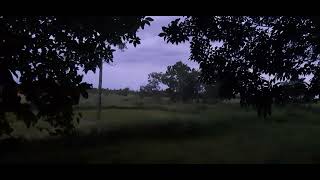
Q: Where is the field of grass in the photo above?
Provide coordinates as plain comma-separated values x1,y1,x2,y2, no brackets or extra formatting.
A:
2,93,320,163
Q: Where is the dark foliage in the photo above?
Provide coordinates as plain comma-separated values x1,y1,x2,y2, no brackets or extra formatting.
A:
160,16,320,117
0,16,153,136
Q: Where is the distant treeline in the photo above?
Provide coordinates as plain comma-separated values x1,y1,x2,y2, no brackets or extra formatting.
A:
139,61,221,103
90,61,229,104
88,87,137,97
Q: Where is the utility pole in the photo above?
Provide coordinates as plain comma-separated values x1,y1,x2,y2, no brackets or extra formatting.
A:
97,59,103,120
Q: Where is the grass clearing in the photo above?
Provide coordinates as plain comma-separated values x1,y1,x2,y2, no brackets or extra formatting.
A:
2,94,320,163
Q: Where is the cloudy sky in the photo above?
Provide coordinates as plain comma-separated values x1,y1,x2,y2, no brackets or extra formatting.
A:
82,16,199,90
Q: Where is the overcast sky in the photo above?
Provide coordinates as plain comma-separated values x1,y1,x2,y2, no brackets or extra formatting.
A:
82,16,199,90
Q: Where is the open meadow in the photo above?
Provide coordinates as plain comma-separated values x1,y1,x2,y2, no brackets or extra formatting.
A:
2,92,320,163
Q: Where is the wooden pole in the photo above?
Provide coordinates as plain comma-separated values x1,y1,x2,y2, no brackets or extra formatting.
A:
97,59,103,120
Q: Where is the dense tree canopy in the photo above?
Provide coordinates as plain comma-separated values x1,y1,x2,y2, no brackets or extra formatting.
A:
141,61,203,102
160,16,320,117
0,16,153,136
161,61,200,101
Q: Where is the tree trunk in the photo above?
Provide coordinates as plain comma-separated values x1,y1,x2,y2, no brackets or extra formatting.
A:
97,59,103,120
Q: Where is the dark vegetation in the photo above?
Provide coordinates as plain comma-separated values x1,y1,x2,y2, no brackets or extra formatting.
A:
0,16,153,136
2,16,320,163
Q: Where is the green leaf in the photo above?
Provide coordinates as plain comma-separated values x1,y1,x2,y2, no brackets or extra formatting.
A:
145,17,154,22
159,32,166,37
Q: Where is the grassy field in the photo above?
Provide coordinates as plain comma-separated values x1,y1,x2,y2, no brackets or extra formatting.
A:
2,93,320,163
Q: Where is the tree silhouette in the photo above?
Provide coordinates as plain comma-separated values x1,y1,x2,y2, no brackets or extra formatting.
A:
0,16,153,136
161,61,201,102
160,16,320,117
140,72,163,98
142,61,202,102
